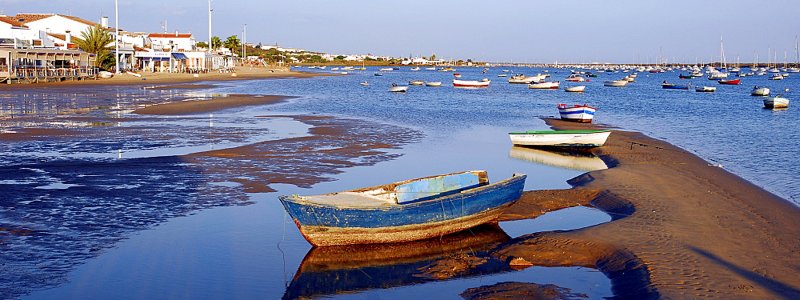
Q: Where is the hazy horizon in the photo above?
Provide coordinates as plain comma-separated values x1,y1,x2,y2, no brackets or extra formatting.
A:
2,0,799,64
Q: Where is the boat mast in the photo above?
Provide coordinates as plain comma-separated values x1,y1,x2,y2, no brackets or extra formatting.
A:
720,36,727,69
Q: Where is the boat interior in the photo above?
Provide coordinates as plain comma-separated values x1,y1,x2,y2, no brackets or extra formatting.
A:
296,171,489,208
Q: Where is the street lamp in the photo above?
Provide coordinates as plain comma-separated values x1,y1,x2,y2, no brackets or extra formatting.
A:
115,0,119,73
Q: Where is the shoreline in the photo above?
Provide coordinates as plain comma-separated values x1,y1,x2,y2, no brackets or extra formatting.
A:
0,66,331,89
494,118,800,299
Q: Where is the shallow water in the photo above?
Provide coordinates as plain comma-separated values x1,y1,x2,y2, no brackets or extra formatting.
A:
4,66,795,299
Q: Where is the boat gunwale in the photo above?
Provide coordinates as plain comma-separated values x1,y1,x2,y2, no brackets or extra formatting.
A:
508,130,610,135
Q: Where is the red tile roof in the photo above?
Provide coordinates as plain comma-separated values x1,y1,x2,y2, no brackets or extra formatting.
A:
148,33,193,39
0,16,27,28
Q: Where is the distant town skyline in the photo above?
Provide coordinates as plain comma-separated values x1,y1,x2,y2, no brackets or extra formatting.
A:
2,0,799,64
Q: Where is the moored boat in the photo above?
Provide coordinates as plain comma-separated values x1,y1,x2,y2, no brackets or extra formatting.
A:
508,130,611,148
718,78,741,85
389,84,409,92
662,81,690,90
279,170,527,246
769,74,785,80
695,86,716,92
557,103,597,123
565,74,588,82
564,85,586,92
453,78,490,88
409,80,425,86
751,86,770,96
410,67,420,71
604,80,628,87
359,81,369,86
425,81,443,87
528,81,560,89
763,96,789,109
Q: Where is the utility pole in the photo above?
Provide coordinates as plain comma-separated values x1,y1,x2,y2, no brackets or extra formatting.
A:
243,24,247,63
115,0,119,73
208,0,212,52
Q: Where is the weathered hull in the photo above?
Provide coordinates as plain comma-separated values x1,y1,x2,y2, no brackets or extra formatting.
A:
558,105,596,123
763,97,789,109
508,131,610,147
280,174,526,246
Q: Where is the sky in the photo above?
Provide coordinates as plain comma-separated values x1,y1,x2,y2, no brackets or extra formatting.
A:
2,0,800,64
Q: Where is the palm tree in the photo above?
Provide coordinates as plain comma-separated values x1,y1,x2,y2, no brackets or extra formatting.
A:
211,36,222,50
224,35,241,52
73,25,114,70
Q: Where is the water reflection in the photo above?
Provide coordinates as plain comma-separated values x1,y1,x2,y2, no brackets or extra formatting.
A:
509,146,608,171
284,224,511,299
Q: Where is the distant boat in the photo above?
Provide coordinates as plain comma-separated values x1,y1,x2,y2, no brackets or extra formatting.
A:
565,74,588,82
389,84,409,92
564,85,586,92
751,86,770,96
662,81,690,90
425,67,436,70
359,81,369,86
409,80,425,86
769,74,785,80
453,73,462,78
557,103,597,123
453,78,490,88
708,72,729,80
763,96,789,109
379,68,393,71
279,170,527,246
331,67,339,71
718,78,741,85
678,73,697,79
695,86,717,92
528,81,560,89
508,74,548,84
508,130,611,148
410,67,420,71
604,80,628,87
497,74,508,77
425,81,443,87
374,73,383,76
98,71,114,79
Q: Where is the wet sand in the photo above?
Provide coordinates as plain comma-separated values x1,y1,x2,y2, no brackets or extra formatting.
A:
133,94,293,115
494,118,800,299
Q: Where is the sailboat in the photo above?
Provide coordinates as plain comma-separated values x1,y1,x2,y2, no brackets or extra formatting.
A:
789,37,800,73
708,36,729,80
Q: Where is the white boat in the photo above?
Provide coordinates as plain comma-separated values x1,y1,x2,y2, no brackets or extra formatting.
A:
707,72,728,79
453,78,490,88
564,85,586,92
379,68,393,71
557,103,597,123
425,67,437,70
331,67,340,71
508,130,611,147
497,74,507,77
410,67,420,71
603,80,628,87
98,71,114,79
360,82,369,86
528,81,560,89
508,146,608,171
623,75,635,82
695,86,717,92
769,74,784,80
389,84,409,92
409,80,425,86
565,74,587,82
425,81,443,87
764,96,789,109
508,74,548,84
751,86,770,96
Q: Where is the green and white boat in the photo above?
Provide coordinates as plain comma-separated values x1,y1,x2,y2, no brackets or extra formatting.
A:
508,130,611,148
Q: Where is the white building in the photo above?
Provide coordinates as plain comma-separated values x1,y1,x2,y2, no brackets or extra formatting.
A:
0,16,44,48
148,32,195,52
13,13,99,38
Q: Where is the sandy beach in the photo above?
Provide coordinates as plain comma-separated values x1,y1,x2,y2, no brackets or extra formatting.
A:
493,118,800,299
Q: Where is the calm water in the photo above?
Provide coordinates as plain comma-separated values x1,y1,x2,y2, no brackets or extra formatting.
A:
2,65,796,299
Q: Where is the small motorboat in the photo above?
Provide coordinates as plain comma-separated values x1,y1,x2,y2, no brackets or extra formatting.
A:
528,81,560,89
508,130,611,148
763,96,789,109
695,86,717,92
662,81,690,90
98,71,114,79
708,72,729,80
497,74,507,77
604,80,628,87
557,103,597,123
564,85,586,92
409,80,425,86
374,73,383,76
718,78,741,85
565,74,588,82
279,170,526,246
769,74,785,80
453,73,462,78
453,78,490,88
379,68,393,71
425,81,443,87
425,67,436,71
508,74,548,84
751,86,770,96
359,81,369,86
389,84,409,92
678,73,694,79
410,67,420,71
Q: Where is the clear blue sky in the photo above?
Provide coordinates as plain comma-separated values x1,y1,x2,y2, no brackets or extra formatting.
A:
3,0,799,63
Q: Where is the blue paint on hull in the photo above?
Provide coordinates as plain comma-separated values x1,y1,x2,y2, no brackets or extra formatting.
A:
279,174,526,229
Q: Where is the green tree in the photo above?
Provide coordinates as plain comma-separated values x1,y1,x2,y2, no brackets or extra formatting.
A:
430,53,436,61
224,35,241,52
196,41,209,49
73,25,114,70
211,36,222,50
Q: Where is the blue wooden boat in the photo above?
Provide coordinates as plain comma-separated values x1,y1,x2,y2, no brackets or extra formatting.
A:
279,170,526,246
661,81,690,90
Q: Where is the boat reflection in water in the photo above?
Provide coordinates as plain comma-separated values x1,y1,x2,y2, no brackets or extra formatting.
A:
509,146,608,172
283,224,511,299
